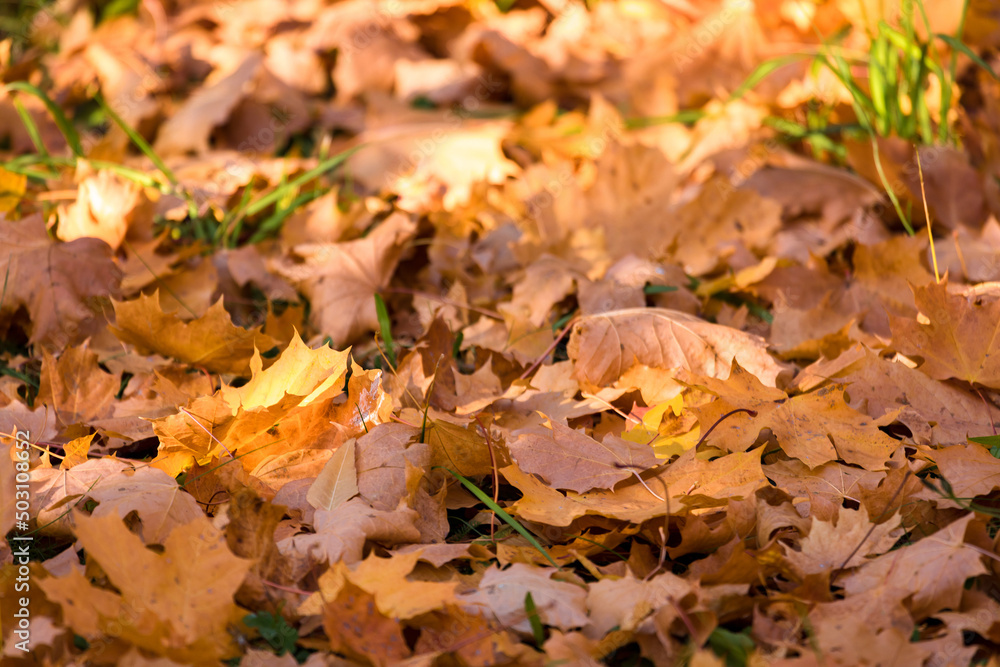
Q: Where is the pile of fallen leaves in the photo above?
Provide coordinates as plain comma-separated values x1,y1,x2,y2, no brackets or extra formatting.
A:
3,0,1000,664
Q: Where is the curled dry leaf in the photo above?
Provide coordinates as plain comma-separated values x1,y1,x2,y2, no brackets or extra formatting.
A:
567,307,787,390
57,169,148,250
153,52,263,156
150,333,351,477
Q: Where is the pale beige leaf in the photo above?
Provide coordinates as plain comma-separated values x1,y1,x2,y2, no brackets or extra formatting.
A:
307,438,359,511
463,563,589,634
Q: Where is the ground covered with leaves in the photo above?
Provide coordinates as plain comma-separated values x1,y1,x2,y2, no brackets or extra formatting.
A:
3,0,1000,665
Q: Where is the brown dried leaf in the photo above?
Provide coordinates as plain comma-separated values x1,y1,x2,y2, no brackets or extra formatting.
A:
890,281,1000,389
568,308,786,391
842,514,987,618
111,291,280,375
508,418,659,493
692,362,900,470
0,215,120,349
272,213,417,347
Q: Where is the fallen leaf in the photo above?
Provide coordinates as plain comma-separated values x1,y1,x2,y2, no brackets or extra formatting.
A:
783,508,902,577
0,215,120,349
280,497,421,565
307,438,358,511
37,343,119,429
691,361,901,470
890,280,1000,389
567,307,787,390
57,168,147,250
842,513,988,618
322,581,410,667
929,444,1000,500
153,52,263,156
508,418,659,493
111,291,280,375
272,213,417,347
41,512,252,663
462,562,589,634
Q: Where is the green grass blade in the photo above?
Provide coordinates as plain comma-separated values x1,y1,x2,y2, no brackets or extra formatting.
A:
935,33,999,82
0,165,57,180
2,153,165,188
524,592,546,646
4,81,85,156
624,109,707,129
374,293,396,368
246,188,325,245
881,24,923,61
96,93,178,185
87,159,168,189
969,435,1000,448
940,0,973,142
435,466,561,569
869,32,889,136
245,145,360,217
869,134,915,235
221,175,257,247
13,99,48,158
728,54,810,101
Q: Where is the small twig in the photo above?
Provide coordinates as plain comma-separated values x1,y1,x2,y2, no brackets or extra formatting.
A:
667,594,698,638
972,386,998,436
614,462,667,502
960,542,1000,565
644,525,669,581
390,414,420,428
695,408,758,449
262,579,313,596
476,414,501,541
519,316,578,380
581,392,643,426
952,230,970,281
180,407,235,459
829,469,912,587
